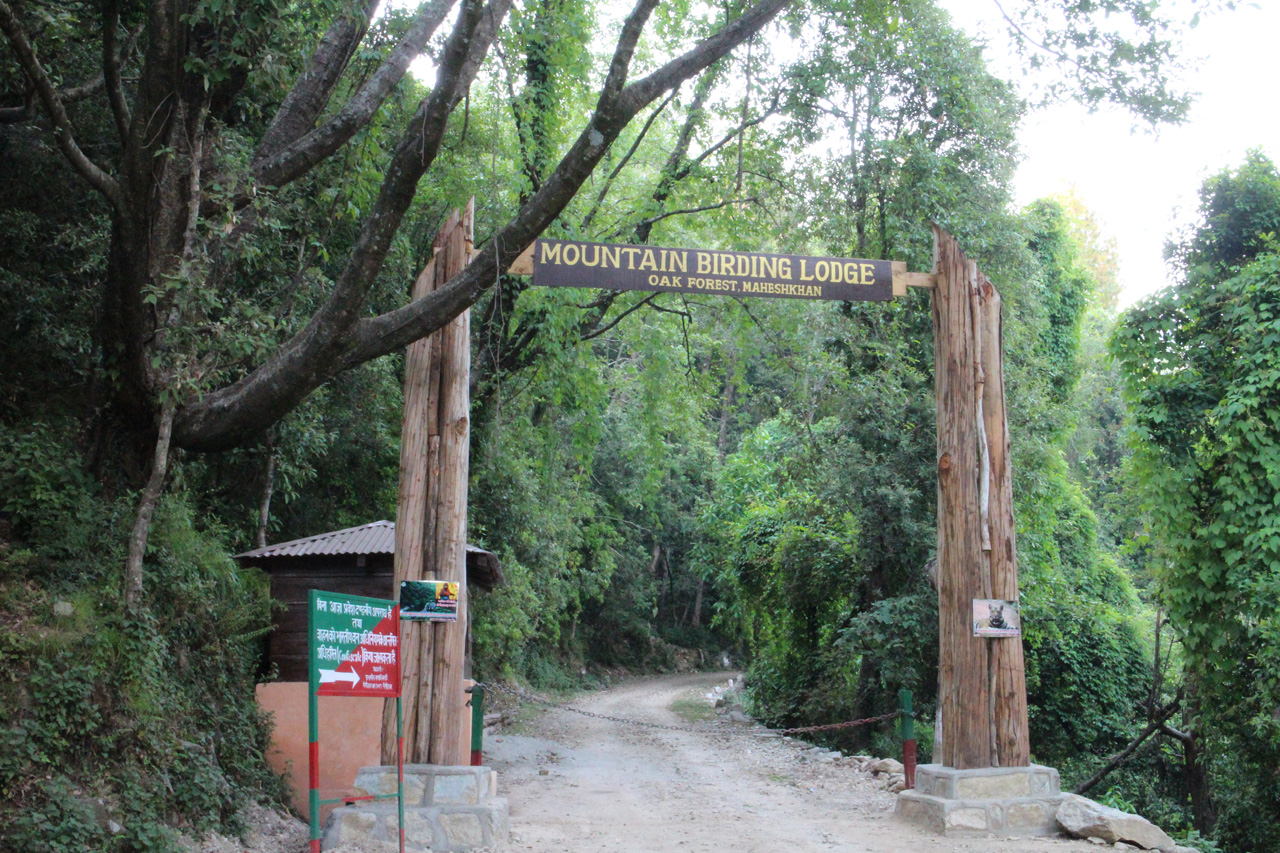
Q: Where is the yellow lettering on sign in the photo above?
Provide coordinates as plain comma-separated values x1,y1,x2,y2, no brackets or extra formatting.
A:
861,262,876,285
540,242,562,265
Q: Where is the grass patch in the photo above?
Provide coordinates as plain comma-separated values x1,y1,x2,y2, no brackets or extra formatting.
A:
670,694,716,723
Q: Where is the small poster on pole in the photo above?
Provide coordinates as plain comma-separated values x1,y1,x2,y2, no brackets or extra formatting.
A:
400,580,460,622
973,599,1021,638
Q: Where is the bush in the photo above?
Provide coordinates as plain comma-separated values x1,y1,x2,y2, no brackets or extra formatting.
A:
0,484,289,851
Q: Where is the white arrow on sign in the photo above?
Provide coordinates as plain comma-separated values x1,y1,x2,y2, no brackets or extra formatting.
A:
318,669,360,688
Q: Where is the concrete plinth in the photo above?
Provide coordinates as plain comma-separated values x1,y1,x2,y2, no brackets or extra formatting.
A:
321,765,508,851
896,764,1064,837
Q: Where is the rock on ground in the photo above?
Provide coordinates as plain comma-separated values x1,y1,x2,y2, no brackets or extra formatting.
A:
1055,793,1175,850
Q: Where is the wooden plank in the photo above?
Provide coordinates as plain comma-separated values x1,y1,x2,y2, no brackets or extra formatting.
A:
515,239,932,298
933,225,991,770
382,214,451,764
979,272,1031,767
428,198,473,766
269,653,310,682
507,243,534,276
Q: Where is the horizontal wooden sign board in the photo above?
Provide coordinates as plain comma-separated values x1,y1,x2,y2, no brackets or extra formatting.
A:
524,239,895,302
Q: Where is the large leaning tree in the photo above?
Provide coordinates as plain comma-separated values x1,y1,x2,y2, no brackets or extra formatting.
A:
0,0,789,602
0,0,1208,605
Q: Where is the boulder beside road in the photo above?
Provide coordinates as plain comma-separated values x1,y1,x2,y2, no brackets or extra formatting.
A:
1055,793,1176,850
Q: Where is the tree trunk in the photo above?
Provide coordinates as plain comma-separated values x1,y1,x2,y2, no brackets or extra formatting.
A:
255,445,276,550
1183,730,1215,834
691,577,705,628
382,202,476,765
933,228,990,769
123,397,176,609
979,271,1030,767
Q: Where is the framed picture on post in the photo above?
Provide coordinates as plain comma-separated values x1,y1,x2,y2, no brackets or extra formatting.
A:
973,599,1020,638
400,580,460,622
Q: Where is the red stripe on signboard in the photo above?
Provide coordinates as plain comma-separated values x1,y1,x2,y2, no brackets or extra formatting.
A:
315,609,401,698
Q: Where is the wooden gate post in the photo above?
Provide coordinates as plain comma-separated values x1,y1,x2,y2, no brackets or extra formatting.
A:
932,226,1030,769
382,201,474,765
427,199,473,766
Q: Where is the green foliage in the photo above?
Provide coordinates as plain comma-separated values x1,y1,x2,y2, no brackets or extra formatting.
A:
0,0,1218,840
994,0,1197,124
1113,153,1280,852
0,422,99,546
0,436,288,850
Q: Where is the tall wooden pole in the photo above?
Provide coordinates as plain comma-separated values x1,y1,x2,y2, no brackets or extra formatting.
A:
427,198,473,765
932,226,1029,769
979,269,1031,766
383,203,473,765
382,254,439,765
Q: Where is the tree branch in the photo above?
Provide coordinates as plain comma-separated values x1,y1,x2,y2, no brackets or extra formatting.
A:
1074,701,1181,796
580,293,658,341
174,0,497,450
252,0,460,189
1159,722,1194,745
682,89,779,175
580,87,679,234
102,0,129,142
615,197,759,239
173,0,789,451
255,0,380,159
990,0,1088,75
0,20,139,125
60,74,106,103
343,0,788,361
0,0,123,208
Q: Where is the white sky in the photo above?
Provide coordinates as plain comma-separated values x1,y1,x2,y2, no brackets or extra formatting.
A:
937,0,1280,306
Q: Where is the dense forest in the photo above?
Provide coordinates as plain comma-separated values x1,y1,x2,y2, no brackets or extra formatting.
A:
2,0,1277,850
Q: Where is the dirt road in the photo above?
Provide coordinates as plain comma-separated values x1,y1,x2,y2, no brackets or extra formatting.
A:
485,672,1102,853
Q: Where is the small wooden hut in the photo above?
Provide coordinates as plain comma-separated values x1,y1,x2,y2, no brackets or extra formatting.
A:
234,519,502,681
235,520,501,818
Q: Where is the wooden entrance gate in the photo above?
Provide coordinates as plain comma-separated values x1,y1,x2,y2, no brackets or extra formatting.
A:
386,207,1030,773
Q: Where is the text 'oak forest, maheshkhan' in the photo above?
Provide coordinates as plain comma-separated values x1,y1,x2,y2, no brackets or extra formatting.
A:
532,239,894,302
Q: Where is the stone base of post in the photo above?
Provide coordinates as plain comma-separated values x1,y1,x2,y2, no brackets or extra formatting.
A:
896,764,1064,837
321,765,507,851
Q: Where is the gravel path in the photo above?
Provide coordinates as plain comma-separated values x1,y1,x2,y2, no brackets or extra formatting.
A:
485,671,1104,853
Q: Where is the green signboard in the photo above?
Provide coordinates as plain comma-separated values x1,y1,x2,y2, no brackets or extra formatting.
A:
308,591,400,698
307,590,404,853
531,238,893,302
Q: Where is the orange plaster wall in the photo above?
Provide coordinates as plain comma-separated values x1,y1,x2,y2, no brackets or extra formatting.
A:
256,681,476,822
256,682,383,822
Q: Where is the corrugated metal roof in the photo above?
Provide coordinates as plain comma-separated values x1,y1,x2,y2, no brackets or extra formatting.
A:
234,520,496,563
235,520,395,558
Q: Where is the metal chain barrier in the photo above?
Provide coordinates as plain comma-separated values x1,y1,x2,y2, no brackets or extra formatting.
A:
479,682,898,737
776,713,900,735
